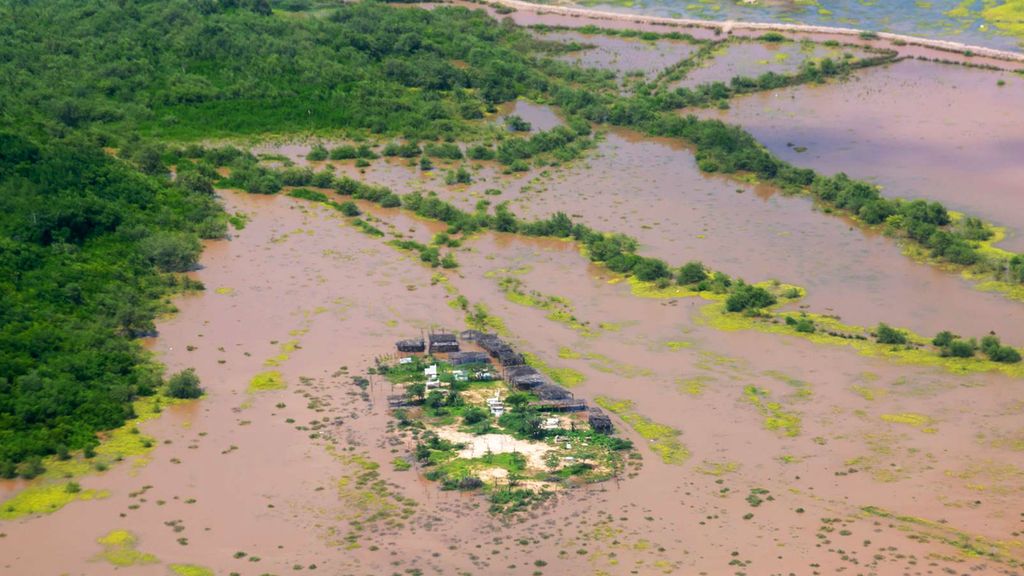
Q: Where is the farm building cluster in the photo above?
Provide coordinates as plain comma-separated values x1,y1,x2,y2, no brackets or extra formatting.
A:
389,330,614,434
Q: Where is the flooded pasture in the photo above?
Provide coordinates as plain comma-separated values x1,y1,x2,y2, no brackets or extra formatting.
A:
4,14,1024,576
2,166,1023,573
538,29,700,79
675,39,875,87
703,58,1024,251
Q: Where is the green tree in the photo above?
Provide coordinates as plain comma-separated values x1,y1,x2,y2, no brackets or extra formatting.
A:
677,261,707,285
167,368,203,399
725,283,777,312
875,323,908,345
140,232,202,272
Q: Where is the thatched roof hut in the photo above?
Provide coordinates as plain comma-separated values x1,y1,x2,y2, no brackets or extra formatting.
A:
510,372,547,390
395,339,425,353
477,336,506,355
496,348,525,367
428,332,459,354
459,330,491,342
506,365,539,379
535,383,572,401
588,408,613,433
449,351,491,366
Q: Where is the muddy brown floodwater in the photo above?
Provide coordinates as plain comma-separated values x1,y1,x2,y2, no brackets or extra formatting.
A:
268,123,1024,345
537,29,700,80
1,180,1021,574
703,58,1024,251
674,39,875,88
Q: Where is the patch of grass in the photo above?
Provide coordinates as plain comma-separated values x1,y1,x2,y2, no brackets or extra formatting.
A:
881,413,936,433
696,460,738,476
0,483,109,520
677,376,712,396
557,346,582,359
524,352,586,388
96,530,159,567
264,339,300,367
169,564,215,576
249,370,286,392
851,384,886,401
1,393,188,519
699,302,1024,378
498,276,594,335
860,505,1022,564
595,397,689,465
664,340,693,350
743,386,802,437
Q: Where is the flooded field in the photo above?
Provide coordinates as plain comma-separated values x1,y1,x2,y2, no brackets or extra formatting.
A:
702,58,1024,251
3,187,1022,574
674,39,874,87
253,119,1024,346
538,29,699,79
4,10,1024,576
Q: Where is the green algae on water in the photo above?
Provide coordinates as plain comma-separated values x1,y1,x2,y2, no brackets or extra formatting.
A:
169,564,215,576
97,530,159,567
248,370,286,392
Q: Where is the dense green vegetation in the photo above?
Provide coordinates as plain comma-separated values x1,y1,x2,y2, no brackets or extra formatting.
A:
0,132,221,471
0,0,556,141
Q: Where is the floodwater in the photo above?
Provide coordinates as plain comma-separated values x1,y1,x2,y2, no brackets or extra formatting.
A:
675,39,875,87
282,121,1024,345
497,98,565,132
2,179,1023,573
703,58,1024,251
538,29,699,79
5,22,1024,576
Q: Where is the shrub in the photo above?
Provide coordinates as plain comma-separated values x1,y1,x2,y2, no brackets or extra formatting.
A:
945,339,977,358
981,335,1022,363
467,144,496,160
932,331,955,347
167,368,203,399
463,406,489,425
382,141,421,158
677,261,707,285
306,145,328,161
424,142,463,160
329,145,358,160
337,201,360,217
140,232,202,272
875,323,907,345
633,258,672,281
725,282,777,312
176,171,214,196
506,114,532,132
445,166,472,185
785,315,815,333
